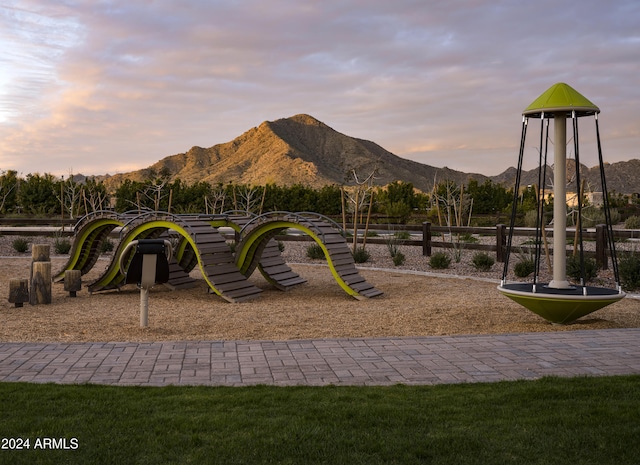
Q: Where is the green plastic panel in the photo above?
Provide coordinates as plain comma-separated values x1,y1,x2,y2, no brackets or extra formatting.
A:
498,285,624,324
523,82,599,118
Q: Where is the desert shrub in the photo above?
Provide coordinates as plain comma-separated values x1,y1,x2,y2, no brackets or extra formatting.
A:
460,232,478,243
429,251,451,270
385,233,400,259
392,251,406,267
624,215,640,230
524,210,539,228
306,243,325,260
394,231,411,240
472,252,494,271
581,208,620,228
514,257,535,278
352,246,370,264
100,239,114,254
566,255,598,283
619,253,640,291
277,241,285,252
12,238,29,253
523,210,550,229
54,237,72,254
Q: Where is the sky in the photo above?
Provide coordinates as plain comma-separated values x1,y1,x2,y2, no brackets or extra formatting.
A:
1,0,639,179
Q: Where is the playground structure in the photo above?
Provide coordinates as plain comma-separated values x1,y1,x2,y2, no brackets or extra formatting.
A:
53,210,383,302
498,82,625,324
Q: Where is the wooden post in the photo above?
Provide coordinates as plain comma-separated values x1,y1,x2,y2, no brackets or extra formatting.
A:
422,222,432,256
32,244,50,263
341,187,347,232
30,262,52,305
8,278,29,307
352,188,360,253
259,185,267,215
30,244,52,305
496,224,506,263
64,270,82,297
362,190,374,249
595,224,608,270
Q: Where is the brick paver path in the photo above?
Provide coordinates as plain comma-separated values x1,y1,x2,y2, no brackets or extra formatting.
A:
1,329,639,386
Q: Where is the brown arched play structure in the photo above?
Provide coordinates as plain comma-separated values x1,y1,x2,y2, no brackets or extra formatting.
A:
54,210,383,302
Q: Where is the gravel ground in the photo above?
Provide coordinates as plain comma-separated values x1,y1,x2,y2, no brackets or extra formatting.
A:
1,232,638,343
1,230,637,281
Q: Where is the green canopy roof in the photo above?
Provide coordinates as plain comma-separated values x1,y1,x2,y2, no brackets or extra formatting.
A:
523,82,600,118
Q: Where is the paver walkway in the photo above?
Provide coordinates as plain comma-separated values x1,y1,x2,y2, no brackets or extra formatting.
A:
1,329,639,387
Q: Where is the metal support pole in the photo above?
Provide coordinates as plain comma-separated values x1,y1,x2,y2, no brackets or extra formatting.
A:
549,115,571,289
140,287,149,328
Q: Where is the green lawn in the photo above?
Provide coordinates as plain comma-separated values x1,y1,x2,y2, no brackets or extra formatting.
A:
1,376,639,464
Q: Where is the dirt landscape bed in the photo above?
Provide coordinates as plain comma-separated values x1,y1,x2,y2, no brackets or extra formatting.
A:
1,244,639,342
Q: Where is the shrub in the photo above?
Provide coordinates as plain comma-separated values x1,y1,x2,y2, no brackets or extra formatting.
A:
352,246,370,264
385,235,400,259
306,243,325,260
277,241,285,252
472,252,495,271
523,210,550,229
514,257,535,278
524,210,539,228
100,239,114,254
12,238,29,253
460,232,478,243
54,237,72,254
581,208,620,228
566,255,598,283
392,251,406,266
429,252,451,270
394,231,411,240
619,253,640,291
624,215,640,230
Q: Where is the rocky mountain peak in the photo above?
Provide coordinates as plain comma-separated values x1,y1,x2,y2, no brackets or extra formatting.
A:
99,114,638,194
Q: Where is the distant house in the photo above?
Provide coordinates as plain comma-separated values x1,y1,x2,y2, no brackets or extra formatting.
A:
564,191,603,208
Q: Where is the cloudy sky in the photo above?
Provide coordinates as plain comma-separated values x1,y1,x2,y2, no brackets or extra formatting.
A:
1,0,639,179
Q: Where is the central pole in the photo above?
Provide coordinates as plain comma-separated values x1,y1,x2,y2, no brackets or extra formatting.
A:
140,288,149,328
549,115,571,289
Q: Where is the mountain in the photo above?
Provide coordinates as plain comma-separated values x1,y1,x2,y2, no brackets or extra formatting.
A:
100,113,638,194
492,159,640,195
101,114,487,192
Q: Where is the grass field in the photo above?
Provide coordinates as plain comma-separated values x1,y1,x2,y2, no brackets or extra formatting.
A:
1,375,639,464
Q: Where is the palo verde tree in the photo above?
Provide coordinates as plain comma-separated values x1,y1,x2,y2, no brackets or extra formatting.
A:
17,173,60,215
376,180,417,224
466,179,512,215
113,179,148,212
169,179,212,213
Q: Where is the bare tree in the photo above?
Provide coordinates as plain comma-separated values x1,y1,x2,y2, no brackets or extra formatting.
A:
432,180,473,262
342,167,378,253
234,185,264,214
205,184,228,214
82,180,110,213
142,178,170,211
55,172,83,219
